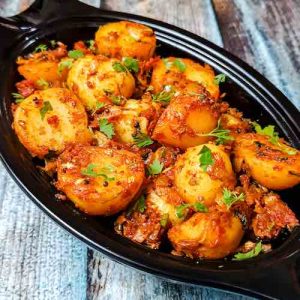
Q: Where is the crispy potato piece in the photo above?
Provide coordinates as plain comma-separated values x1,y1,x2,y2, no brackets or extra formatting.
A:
13,88,91,158
115,170,185,248
95,21,156,60
56,144,145,216
152,94,219,149
99,98,160,144
151,57,219,99
174,144,236,207
67,55,135,110
168,210,244,259
233,133,300,190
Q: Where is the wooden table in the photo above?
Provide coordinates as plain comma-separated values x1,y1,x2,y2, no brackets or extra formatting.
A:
0,0,299,299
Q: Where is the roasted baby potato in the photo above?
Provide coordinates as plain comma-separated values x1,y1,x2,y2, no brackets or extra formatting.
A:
13,88,91,158
168,210,244,259
99,98,160,144
233,133,300,190
174,144,236,207
67,55,135,110
151,57,220,99
152,94,220,149
56,144,145,216
95,21,156,60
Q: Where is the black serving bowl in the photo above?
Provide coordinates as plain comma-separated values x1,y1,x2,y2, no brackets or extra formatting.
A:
0,1,300,299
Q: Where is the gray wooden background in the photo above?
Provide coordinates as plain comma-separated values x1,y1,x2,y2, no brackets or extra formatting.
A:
0,0,299,299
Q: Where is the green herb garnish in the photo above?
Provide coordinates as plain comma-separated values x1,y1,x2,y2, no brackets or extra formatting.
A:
86,40,96,51
221,188,245,209
99,118,115,139
176,202,208,219
147,159,164,176
132,132,154,148
40,101,53,120
33,44,47,53
112,62,127,72
57,59,73,75
12,93,24,103
213,73,226,85
160,213,169,228
68,50,84,59
173,58,186,72
233,241,263,261
199,145,214,171
111,95,123,105
50,40,57,48
162,58,173,70
95,102,105,109
135,195,146,213
36,78,49,89
123,57,139,73
151,89,174,104
81,163,115,181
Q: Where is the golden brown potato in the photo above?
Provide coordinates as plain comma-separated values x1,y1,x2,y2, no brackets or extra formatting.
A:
174,144,236,207
152,94,220,149
95,21,156,60
67,55,135,110
13,88,91,158
168,210,244,259
233,133,300,190
56,144,145,216
150,57,220,99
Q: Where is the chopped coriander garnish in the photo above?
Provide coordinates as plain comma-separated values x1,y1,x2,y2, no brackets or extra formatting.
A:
151,89,174,104
214,73,226,85
112,61,127,72
95,102,105,110
233,241,263,261
33,44,47,53
99,118,115,139
40,101,53,120
160,213,169,228
199,145,214,171
50,40,57,48
147,159,164,176
36,78,49,89
81,163,115,181
162,58,173,70
133,195,146,213
12,92,24,103
57,59,73,75
111,95,123,105
132,132,153,148
221,188,245,209
176,202,208,219
122,57,139,73
86,39,95,51
68,50,84,59
198,119,234,145
173,58,186,72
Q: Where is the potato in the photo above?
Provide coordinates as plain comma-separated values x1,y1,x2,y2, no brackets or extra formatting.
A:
95,21,156,60
13,88,91,158
168,210,244,259
174,144,236,207
233,133,300,190
67,55,135,110
100,98,160,144
151,57,219,99
56,144,145,216
152,94,219,149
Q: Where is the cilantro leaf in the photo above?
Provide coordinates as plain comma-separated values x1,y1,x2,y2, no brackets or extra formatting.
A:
160,213,169,228
136,195,146,213
86,40,95,51
33,44,47,53
111,95,124,105
214,73,226,85
40,101,53,120
233,241,263,261
147,159,164,175
132,132,154,148
151,89,174,104
112,62,127,72
81,163,115,181
50,40,57,48
12,93,25,103
199,145,214,171
221,188,245,209
68,50,84,59
173,58,186,72
99,118,115,139
193,202,209,213
162,58,173,69
95,102,105,109
123,57,139,73
57,59,73,74
36,78,49,89
176,202,208,219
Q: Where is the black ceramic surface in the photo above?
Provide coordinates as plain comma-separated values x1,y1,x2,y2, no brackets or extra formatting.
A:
0,1,300,299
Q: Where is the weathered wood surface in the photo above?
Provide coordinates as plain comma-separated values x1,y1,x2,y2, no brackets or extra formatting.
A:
1,0,300,299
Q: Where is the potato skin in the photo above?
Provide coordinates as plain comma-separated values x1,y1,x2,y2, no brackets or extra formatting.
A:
174,144,236,207
67,55,135,110
13,88,91,158
95,21,156,60
168,210,244,259
56,144,145,216
233,133,300,190
152,94,219,149
151,57,219,99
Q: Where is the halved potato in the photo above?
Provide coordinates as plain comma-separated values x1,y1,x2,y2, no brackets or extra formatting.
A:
152,94,219,149
233,133,300,190
168,210,244,259
95,21,156,60
151,57,220,99
67,55,135,110
13,88,91,158
56,144,145,216
174,144,236,207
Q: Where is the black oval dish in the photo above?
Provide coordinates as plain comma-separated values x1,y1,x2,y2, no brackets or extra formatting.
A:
0,1,300,299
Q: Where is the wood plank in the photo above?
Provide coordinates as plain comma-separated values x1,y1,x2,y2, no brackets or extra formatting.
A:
212,0,300,109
